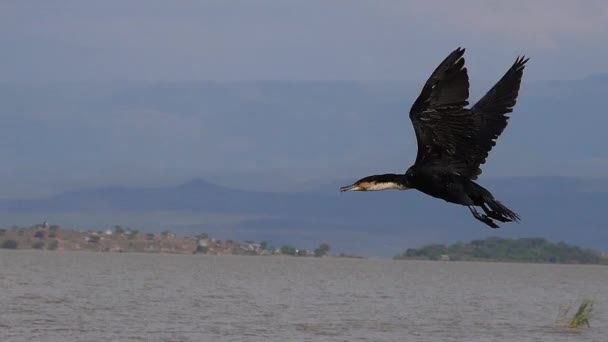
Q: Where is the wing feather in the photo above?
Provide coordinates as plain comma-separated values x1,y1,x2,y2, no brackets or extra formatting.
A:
409,48,470,167
409,52,528,179
463,56,529,178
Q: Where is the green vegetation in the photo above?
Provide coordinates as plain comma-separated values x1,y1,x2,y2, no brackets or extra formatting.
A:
48,240,59,250
568,299,594,328
127,230,139,240
32,241,45,249
196,233,209,240
395,237,605,264
314,243,331,257
280,245,297,256
113,225,125,235
1,240,18,249
559,299,594,329
276,243,331,257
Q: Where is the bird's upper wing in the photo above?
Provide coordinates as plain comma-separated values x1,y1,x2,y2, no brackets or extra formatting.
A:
409,47,471,170
463,56,529,179
410,50,528,180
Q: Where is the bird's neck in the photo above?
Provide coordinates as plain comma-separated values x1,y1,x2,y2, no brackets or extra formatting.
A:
369,174,410,191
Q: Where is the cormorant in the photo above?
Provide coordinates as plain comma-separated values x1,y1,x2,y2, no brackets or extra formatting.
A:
340,48,528,228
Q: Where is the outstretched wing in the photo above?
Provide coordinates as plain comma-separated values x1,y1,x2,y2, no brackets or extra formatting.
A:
463,56,529,178
410,52,528,180
409,47,470,168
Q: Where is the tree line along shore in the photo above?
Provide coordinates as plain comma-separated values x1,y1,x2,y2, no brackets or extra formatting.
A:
395,237,608,264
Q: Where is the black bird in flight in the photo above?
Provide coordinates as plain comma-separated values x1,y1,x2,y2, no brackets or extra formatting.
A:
340,48,528,228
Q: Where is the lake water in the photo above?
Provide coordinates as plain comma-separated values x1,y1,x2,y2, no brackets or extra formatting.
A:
0,250,606,342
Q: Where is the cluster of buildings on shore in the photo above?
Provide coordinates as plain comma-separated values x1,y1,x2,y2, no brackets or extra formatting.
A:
2,223,323,257
196,237,317,256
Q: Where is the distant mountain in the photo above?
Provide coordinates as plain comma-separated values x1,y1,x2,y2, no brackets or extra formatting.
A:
2,78,608,255
1,176,607,256
2,78,608,197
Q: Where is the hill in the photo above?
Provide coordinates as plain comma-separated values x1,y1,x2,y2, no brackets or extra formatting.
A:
2,78,608,255
1,77,608,197
395,237,607,264
0,176,607,256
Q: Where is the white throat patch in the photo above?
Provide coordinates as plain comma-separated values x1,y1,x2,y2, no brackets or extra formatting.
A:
365,182,408,191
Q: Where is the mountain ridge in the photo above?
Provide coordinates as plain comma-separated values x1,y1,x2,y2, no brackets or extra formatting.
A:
0,176,606,256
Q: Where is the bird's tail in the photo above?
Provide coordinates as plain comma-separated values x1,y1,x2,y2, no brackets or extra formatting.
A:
484,198,520,223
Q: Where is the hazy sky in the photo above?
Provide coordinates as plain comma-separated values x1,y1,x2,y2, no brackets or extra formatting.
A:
1,1,608,198
2,1,608,82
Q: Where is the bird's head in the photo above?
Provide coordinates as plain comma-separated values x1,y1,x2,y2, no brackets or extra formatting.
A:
339,174,409,192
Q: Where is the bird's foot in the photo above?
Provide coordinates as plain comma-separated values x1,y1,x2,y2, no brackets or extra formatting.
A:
468,206,500,229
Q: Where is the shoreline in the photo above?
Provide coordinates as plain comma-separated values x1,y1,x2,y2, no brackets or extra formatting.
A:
2,248,607,267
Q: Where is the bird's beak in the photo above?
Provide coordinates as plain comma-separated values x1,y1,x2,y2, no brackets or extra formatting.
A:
340,184,362,192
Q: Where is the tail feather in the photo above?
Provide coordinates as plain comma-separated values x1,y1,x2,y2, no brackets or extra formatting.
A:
485,199,520,223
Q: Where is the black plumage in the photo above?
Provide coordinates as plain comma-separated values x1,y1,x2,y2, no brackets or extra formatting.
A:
340,48,528,228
